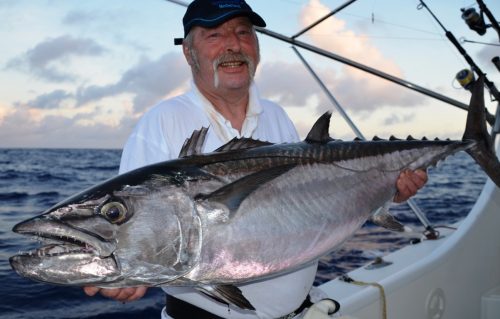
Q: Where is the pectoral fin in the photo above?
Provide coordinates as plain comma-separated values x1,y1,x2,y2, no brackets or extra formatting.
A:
371,206,410,233
197,284,255,310
195,164,296,215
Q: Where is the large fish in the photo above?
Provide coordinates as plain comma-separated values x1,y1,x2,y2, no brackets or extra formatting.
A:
9,77,500,310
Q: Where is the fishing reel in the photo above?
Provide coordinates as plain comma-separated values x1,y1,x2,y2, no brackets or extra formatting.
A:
455,69,475,91
461,7,488,35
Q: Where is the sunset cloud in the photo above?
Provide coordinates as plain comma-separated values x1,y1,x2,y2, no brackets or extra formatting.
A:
298,0,423,111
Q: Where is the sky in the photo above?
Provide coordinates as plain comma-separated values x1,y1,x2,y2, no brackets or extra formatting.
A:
0,0,499,149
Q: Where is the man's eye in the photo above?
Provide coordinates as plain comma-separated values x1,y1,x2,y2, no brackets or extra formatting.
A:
238,29,251,35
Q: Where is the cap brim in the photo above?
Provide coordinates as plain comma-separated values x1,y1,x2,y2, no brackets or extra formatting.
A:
184,11,266,37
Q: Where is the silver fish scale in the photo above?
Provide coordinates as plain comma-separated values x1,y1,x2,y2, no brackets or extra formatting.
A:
175,140,469,283
188,159,397,283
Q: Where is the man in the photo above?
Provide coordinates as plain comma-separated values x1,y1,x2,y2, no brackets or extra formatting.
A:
84,0,427,318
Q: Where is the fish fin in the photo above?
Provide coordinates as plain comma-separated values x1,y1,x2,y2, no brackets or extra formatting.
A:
462,76,500,187
196,165,296,214
179,127,209,158
305,111,334,144
371,206,410,233
215,137,273,152
196,284,255,310
462,76,492,149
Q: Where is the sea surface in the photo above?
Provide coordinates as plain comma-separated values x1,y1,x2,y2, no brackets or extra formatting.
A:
0,148,487,319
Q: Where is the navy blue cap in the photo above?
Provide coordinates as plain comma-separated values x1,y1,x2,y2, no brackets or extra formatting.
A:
180,0,266,39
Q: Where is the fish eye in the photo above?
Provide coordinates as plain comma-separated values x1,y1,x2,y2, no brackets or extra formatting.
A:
100,202,127,224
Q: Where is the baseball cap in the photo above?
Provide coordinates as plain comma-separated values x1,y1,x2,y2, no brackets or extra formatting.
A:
174,0,266,45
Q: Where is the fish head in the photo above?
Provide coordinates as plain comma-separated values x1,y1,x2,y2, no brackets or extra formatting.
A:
10,173,202,287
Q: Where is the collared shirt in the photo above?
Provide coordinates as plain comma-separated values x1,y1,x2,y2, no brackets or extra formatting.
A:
119,81,318,319
198,80,262,143
120,81,298,174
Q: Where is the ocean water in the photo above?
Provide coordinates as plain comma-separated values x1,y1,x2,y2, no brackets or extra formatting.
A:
0,148,487,319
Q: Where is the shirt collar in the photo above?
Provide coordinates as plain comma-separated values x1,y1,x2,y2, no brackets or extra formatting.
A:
188,81,263,141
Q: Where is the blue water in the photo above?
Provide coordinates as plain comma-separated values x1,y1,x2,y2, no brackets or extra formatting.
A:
0,148,487,318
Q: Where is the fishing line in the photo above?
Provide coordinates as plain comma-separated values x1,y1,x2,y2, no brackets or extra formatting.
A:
340,274,388,319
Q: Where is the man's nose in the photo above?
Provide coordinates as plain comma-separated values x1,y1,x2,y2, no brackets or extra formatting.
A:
224,32,241,52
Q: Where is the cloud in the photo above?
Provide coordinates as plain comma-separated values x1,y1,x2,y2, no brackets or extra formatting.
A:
298,0,424,111
62,10,99,25
0,51,193,148
382,112,415,126
76,52,190,113
25,89,73,109
0,107,135,149
257,61,323,106
6,35,106,82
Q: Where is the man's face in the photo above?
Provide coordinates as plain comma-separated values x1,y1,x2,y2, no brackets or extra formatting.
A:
184,17,260,94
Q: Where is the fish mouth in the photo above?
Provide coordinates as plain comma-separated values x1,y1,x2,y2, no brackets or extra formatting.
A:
13,242,97,260
12,216,116,258
10,216,120,285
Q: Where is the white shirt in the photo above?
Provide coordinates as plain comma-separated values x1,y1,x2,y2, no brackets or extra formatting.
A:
119,81,318,319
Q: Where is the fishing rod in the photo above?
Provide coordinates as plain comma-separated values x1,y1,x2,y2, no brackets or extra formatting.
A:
477,0,500,42
418,0,500,136
417,1,499,102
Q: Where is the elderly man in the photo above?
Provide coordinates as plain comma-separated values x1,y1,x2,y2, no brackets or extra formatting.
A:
84,0,427,318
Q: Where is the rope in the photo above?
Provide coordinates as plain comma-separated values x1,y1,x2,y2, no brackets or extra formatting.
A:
339,275,387,319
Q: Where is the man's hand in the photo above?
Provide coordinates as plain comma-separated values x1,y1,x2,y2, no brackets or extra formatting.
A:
83,286,148,303
393,169,428,203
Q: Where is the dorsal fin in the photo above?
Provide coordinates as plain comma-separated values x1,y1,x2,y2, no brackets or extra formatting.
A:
214,137,273,152
179,127,209,158
306,111,333,144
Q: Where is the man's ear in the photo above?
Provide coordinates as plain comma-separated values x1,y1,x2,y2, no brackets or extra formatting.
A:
183,44,194,67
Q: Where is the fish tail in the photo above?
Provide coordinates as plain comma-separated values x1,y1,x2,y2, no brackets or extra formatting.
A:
462,75,500,187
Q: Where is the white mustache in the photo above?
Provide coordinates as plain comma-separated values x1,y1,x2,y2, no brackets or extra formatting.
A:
212,53,256,88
